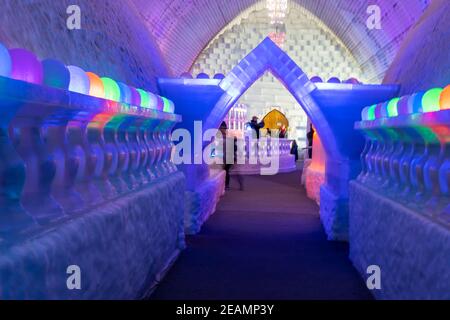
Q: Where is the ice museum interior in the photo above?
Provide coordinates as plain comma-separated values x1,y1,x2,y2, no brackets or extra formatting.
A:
0,0,449,300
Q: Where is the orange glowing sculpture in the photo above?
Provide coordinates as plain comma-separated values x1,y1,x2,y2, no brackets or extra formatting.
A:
86,72,105,98
440,85,450,110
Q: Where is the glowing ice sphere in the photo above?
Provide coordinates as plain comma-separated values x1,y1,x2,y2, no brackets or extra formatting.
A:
42,59,70,90
129,86,141,106
397,95,411,115
162,97,174,113
422,88,443,113
67,65,90,95
387,97,400,117
118,82,132,104
148,91,158,109
101,77,121,101
9,48,43,84
156,95,164,111
407,91,426,114
374,102,389,119
86,72,105,98
0,42,12,77
361,105,373,121
439,85,450,110
136,88,150,107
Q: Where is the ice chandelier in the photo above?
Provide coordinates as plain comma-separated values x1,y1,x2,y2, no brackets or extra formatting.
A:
266,0,288,47
266,0,288,24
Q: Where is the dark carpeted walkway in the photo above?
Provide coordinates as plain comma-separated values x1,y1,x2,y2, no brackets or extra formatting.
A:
151,169,373,300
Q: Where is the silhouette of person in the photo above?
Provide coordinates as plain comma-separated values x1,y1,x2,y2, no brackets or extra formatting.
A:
279,124,287,138
249,116,265,139
291,140,299,161
219,121,244,191
306,124,315,159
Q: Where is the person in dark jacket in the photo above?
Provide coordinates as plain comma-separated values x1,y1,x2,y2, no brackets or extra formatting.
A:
249,116,265,139
219,121,244,191
306,124,315,159
290,140,299,161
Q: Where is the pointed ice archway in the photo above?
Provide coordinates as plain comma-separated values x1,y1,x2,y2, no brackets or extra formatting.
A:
158,37,399,240
204,37,340,162
202,38,352,240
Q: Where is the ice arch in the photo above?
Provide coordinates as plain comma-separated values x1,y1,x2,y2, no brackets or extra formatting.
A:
159,37,399,240
204,37,340,160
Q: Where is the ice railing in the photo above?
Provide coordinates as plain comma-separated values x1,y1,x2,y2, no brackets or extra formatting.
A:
211,136,293,163
242,136,293,161
355,86,450,225
0,43,180,237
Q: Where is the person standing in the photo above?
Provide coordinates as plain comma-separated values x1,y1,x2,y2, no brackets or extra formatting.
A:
249,116,265,139
306,124,315,159
219,121,244,191
290,140,299,161
279,124,287,139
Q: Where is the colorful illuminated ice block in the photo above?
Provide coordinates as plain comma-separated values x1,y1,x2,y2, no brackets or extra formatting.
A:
129,86,141,106
367,105,376,121
396,95,411,115
86,72,105,98
407,91,425,114
9,48,43,85
440,85,450,110
148,91,158,109
101,77,121,101
67,65,90,95
0,42,12,77
117,82,132,105
387,97,399,117
422,88,443,113
374,102,388,119
162,97,174,113
42,59,70,90
136,88,150,107
156,95,164,111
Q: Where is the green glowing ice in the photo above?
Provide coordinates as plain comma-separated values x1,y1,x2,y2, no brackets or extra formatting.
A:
101,77,121,101
162,97,172,112
421,88,443,113
137,89,150,108
387,97,399,117
367,105,376,120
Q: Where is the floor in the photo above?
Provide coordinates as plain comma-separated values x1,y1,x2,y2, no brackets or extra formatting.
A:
151,169,373,300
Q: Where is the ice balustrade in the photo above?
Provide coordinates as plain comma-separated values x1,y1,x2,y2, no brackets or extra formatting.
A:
241,136,293,161
0,43,180,237
211,136,292,163
355,85,450,223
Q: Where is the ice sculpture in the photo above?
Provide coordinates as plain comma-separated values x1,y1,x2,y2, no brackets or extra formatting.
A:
0,42,179,234
356,86,450,220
